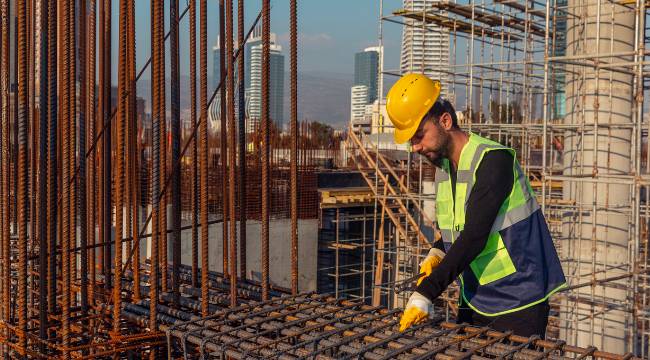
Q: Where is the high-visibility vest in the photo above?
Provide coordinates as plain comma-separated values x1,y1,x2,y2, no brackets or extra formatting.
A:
435,133,566,316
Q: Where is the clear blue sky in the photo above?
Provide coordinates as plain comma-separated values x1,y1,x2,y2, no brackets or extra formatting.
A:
111,0,404,82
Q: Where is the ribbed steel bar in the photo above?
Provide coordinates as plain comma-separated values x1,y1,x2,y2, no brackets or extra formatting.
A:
260,0,271,301
0,6,7,356
150,0,162,346
0,0,10,350
190,0,199,289
114,0,130,336
225,0,237,309
59,0,71,352
237,0,246,281
219,0,229,280
68,0,77,312
102,0,112,292
170,0,181,306
159,0,169,295
128,0,138,303
87,0,97,307
16,0,28,352
200,0,209,317
37,0,48,347
97,0,105,286
289,0,298,295
79,0,89,315
46,0,56,317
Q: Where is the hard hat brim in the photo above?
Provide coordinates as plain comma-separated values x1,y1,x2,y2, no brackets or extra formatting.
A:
393,121,420,145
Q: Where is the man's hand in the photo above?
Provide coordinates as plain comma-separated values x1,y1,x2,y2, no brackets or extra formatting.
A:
417,248,445,286
399,291,432,332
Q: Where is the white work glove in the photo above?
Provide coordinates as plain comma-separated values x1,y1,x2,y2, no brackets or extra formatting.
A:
399,291,433,332
417,248,445,286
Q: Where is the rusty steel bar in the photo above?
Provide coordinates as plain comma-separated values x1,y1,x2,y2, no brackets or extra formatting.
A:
260,0,270,301
190,0,199,289
17,0,28,352
219,0,229,280
38,0,49,346
46,0,56,317
97,0,105,286
59,0,71,353
0,0,9,350
102,0,112,292
160,0,169,295
87,0,97,306
170,0,181,306
128,0,138,303
289,0,298,295
225,0,237,308
150,0,162,339
200,0,209,317
79,0,89,315
68,0,78,311
237,0,246,281
114,0,129,336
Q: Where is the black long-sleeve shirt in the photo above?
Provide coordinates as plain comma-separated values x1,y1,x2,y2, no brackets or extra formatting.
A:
416,150,514,302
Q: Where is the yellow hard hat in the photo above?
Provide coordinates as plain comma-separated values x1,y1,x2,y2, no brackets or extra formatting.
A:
386,73,441,144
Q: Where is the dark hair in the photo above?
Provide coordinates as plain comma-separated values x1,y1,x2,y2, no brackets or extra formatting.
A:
427,98,458,129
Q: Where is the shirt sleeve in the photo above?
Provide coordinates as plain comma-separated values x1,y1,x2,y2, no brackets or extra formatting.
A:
416,149,514,302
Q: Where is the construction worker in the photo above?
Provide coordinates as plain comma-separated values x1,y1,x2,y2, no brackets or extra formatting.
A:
386,74,566,337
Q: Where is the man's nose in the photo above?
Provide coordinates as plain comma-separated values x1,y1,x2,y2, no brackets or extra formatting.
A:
411,143,423,153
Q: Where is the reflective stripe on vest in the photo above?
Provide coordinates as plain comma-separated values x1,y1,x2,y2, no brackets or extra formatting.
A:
434,133,565,316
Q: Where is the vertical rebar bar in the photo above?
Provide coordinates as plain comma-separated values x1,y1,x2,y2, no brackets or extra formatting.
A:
68,0,77,312
87,0,97,306
0,0,8,346
46,0,56,317
225,0,237,308
97,0,106,288
79,0,89,315
59,0,71,352
237,0,246,281
160,0,169,294
102,0,112,291
289,0,298,295
219,0,229,279
260,0,270,301
190,0,199,289
16,0,28,349
128,0,138,303
37,0,48,346
170,0,181,306
150,0,161,339
199,0,209,317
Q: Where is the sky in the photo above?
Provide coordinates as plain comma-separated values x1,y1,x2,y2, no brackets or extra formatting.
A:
112,0,405,83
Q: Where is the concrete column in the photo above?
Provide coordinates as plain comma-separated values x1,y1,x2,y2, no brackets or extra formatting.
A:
562,0,635,353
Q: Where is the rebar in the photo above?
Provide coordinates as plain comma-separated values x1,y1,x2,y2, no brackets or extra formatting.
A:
260,0,270,302
219,0,229,280
170,0,182,306
225,0,237,308
190,0,199,290
199,0,209,317
289,0,298,295
237,0,246,282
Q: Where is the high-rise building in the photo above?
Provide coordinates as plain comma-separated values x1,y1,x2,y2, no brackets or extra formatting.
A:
350,85,370,133
213,27,285,133
248,42,284,132
245,26,285,132
399,0,450,97
354,47,380,103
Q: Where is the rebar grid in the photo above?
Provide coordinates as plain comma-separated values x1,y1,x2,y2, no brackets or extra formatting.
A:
165,294,637,360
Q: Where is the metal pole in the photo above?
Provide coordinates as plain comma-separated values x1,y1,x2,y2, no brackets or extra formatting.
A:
199,0,210,317
237,0,246,282
260,0,270,301
102,0,112,291
219,0,229,279
289,0,298,295
37,0,48,347
226,0,237,308
190,0,199,289
87,0,97,306
170,0,182,306
79,0,89,315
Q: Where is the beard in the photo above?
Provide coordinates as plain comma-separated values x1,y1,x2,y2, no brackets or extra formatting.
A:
421,130,450,168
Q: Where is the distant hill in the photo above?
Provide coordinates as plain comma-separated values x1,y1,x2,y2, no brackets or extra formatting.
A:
283,71,353,130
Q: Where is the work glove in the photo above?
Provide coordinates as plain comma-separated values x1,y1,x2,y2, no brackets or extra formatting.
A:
399,291,433,332
416,248,445,286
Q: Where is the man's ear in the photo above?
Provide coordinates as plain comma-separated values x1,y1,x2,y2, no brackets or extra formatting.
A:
439,112,453,130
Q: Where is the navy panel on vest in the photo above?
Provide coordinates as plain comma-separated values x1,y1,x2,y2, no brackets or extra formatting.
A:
462,209,566,314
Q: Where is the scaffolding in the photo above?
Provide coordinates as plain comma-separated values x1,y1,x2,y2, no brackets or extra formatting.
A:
363,0,650,357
